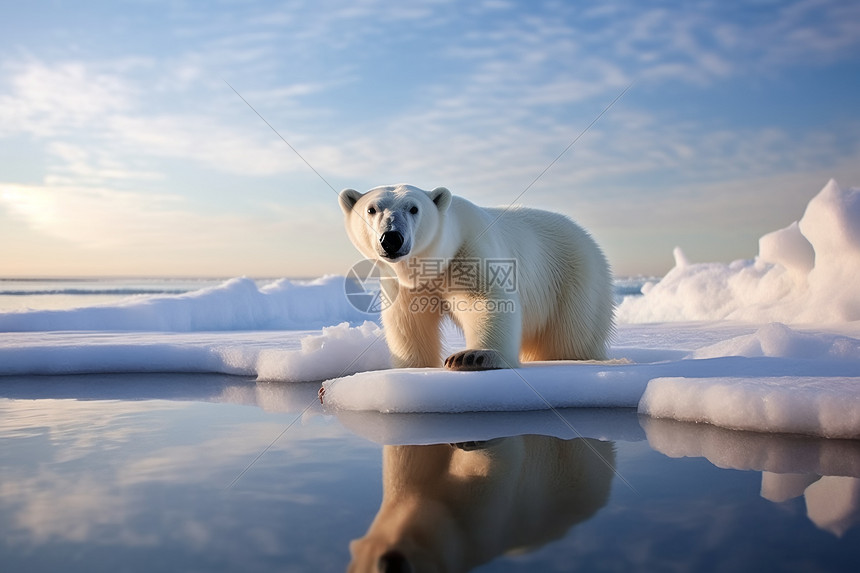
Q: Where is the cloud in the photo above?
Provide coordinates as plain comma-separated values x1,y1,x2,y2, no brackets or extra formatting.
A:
104,114,299,177
3,52,848,209
0,60,133,138
596,0,860,84
757,0,860,67
0,0,858,276
4,0,857,191
45,142,164,185
0,56,329,183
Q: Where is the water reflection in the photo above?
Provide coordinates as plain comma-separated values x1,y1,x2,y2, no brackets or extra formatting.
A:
0,376,369,572
0,373,324,414
3,375,860,571
335,408,644,445
348,436,615,573
642,417,860,537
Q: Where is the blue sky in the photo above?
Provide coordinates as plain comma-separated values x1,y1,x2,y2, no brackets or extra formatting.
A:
1,0,858,278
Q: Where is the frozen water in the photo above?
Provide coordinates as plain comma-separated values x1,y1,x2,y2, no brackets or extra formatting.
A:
691,322,860,360
255,321,390,382
320,319,860,439
617,180,860,323
1,179,859,439
0,321,388,381
0,276,370,331
639,376,860,439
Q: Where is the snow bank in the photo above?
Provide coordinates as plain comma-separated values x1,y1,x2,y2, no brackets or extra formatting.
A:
639,376,860,439
322,361,649,413
692,322,860,360
0,276,370,332
255,321,389,382
617,180,860,324
0,321,388,381
320,357,860,439
3,313,857,439
321,321,860,439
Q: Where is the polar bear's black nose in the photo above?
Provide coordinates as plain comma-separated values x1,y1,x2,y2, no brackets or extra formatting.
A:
380,231,404,256
378,550,410,573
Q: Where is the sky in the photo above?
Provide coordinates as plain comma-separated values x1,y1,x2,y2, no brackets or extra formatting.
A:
0,0,858,278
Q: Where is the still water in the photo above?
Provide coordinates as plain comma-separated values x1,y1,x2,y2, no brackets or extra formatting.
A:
1,374,858,572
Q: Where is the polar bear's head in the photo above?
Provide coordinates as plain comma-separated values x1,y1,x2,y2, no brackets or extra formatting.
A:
339,184,452,263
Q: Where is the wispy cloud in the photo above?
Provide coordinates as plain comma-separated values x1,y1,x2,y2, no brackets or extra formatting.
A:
0,60,134,138
45,142,163,185
1,0,858,276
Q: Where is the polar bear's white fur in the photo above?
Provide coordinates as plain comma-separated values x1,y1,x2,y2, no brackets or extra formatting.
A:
339,184,613,369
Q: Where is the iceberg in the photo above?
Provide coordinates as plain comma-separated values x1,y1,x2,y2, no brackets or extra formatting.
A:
617,180,860,324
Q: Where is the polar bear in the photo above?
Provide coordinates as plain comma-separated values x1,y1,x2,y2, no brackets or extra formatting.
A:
348,437,616,572
340,184,613,369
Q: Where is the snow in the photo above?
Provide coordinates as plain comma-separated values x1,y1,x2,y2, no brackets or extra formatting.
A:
691,321,860,360
1,179,859,440
617,179,860,324
321,321,860,438
0,275,370,332
0,322,388,381
321,361,648,413
640,376,860,439
254,321,390,382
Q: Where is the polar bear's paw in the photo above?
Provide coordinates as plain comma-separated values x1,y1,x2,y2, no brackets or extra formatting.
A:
444,349,508,371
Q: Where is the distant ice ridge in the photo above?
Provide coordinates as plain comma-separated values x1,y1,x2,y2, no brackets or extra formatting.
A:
0,275,371,332
616,179,860,324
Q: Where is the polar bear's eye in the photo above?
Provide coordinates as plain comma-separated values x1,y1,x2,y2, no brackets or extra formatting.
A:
367,207,376,215
409,206,419,215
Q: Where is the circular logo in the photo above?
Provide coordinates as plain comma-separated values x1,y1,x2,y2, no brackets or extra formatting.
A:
344,259,399,313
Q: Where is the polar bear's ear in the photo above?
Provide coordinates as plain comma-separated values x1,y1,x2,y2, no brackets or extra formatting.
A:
430,187,452,213
339,188,363,215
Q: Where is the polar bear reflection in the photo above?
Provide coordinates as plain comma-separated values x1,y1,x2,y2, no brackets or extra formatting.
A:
348,436,615,573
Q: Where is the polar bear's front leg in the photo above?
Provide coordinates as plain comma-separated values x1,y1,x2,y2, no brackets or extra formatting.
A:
445,292,521,371
382,294,443,368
